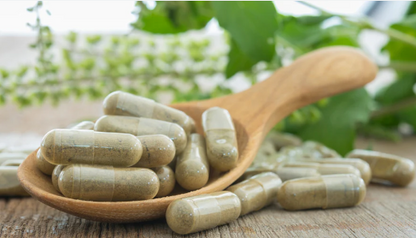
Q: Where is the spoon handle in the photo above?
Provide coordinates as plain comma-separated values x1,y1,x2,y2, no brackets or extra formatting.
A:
227,46,377,135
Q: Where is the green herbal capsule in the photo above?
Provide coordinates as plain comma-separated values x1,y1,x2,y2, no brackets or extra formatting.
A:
266,132,302,150
176,134,209,191
166,191,241,235
95,115,187,154
346,149,415,187
202,107,238,172
152,166,175,197
36,149,56,175
276,167,321,182
281,162,361,178
277,174,366,210
295,158,372,185
41,129,143,167
0,166,29,196
227,172,281,215
59,164,159,201
103,91,195,135
134,135,175,168
52,165,66,193
70,121,95,130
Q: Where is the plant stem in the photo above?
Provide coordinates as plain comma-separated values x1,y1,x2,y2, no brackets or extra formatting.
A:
379,62,416,72
299,1,416,48
371,97,416,118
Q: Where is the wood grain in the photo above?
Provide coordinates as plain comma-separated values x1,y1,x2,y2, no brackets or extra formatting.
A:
17,46,377,223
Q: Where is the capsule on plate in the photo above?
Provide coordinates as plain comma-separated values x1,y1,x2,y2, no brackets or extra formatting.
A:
41,129,142,167
36,149,56,175
202,107,238,172
277,174,366,210
95,115,187,154
176,134,209,190
227,172,281,215
152,166,175,197
70,121,95,130
346,149,415,187
58,164,159,201
0,166,29,196
133,135,175,168
166,191,241,235
275,167,321,182
52,165,66,193
296,158,371,185
103,91,195,135
281,162,362,178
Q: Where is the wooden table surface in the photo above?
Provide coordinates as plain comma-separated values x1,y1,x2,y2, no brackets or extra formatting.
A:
0,101,416,238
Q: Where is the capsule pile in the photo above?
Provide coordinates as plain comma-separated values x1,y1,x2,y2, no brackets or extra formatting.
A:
1,91,414,235
35,91,238,202
166,132,415,234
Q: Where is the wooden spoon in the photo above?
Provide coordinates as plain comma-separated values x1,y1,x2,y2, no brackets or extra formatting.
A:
18,46,377,223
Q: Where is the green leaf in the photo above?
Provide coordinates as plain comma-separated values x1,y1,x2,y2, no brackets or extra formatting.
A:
212,1,278,62
296,88,373,155
383,15,416,62
375,73,416,104
397,106,416,130
406,2,416,16
225,39,256,78
133,1,214,34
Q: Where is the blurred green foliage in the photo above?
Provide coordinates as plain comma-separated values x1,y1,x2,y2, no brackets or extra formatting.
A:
1,1,416,155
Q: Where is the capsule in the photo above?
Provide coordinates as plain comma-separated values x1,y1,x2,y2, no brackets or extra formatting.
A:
227,172,281,215
36,149,56,175
176,134,209,190
296,158,372,185
153,166,175,197
52,165,66,193
3,145,37,154
132,135,176,168
59,164,159,201
1,159,24,167
0,153,28,164
70,121,95,130
281,162,361,178
166,191,241,235
301,141,341,158
346,149,415,187
237,167,276,182
202,107,238,172
41,129,142,167
276,167,321,182
266,132,302,150
103,91,195,135
95,115,187,154
277,174,366,210
0,166,29,196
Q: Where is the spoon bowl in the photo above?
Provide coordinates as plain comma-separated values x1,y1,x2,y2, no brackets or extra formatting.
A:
18,46,377,223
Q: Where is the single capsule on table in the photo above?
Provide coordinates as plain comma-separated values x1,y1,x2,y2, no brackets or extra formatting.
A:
152,166,175,197
202,107,238,172
296,158,371,185
133,135,175,168
266,132,302,150
276,167,321,182
36,149,56,175
166,191,241,235
1,159,24,167
103,91,195,135
0,166,29,196
175,133,209,191
70,120,95,130
95,115,187,154
41,129,143,167
346,149,415,187
227,172,281,215
277,174,366,210
59,164,159,201
281,162,362,178
52,165,66,193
